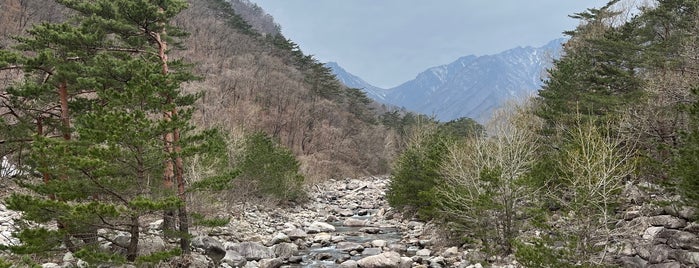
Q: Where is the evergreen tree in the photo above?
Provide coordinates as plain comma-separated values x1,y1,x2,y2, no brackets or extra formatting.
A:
0,0,212,264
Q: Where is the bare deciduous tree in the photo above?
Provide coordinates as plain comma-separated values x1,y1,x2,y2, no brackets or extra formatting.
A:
435,101,541,254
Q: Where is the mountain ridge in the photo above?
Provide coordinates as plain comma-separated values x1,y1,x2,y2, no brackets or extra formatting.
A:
327,38,565,122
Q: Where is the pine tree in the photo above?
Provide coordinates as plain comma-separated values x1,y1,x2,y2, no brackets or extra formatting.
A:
1,0,207,264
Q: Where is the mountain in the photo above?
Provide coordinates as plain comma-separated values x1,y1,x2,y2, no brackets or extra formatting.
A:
324,62,390,101
330,39,565,123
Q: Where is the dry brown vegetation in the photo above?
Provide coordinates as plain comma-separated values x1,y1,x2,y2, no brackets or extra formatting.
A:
0,0,399,182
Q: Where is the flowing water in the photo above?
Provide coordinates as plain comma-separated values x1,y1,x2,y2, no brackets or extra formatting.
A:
288,214,403,267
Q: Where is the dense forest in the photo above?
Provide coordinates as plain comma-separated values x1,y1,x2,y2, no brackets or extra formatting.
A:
1,0,699,267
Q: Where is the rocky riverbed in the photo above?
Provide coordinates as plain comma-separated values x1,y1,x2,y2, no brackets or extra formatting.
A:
2,177,697,267
0,176,505,267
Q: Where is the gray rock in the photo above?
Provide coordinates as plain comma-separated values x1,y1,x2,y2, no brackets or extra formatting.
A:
340,260,358,268
618,256,647,268
443,246,459,258
624,210,642,220
678,251,699,266
649,244,672,264
371,240,387,248
307,221,336,233
362,247,383,256
272,242,298,259
344,218,369,227
357,251,402,268
227,242,275,261
399,257,413,268
338,209,355,217
222,250,247,267
42,263,60,268
416,249,431,257
138,235,166,256
678,206,697,220
406,246,420,256
192,236,226,263
648,215,687,229
188,252,212,268
644,226,665,240
360,227,381,234
647,262,681,268
667,230,699,250
313,233,332,244
284,228,307,240
266,232,290,246
258,258,283,268
337,241,364,252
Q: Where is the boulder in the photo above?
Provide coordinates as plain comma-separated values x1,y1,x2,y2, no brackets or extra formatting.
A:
399,257,413,268
258,258,283,268
371,240,387,248
284,228,307,240
416,249,431,257
649,244,672,264
344,218,369,227
644,226,665,240
357,251,402,268
191,236,226,262
442,246,459,258
266,232,290,246
138,235,166,256
227,242,275,261
648,215,687,229
360,227,381,234
307,221,336,233
340,259,359,268
618,256,647,268
679,251,699,266
272,242,298,259
667,230,699,251
336,241,364,252
221,250,247,267
362,247,383,256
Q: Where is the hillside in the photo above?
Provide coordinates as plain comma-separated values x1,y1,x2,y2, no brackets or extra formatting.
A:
0,0,399,180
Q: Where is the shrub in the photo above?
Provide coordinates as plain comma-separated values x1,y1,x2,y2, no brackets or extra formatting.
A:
386,124,448,218
238,132,305,201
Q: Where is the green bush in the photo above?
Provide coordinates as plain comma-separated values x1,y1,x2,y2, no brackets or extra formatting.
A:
386,125,448,218
239,132,305,201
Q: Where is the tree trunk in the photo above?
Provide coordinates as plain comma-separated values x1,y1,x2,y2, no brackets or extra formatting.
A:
127,214,140,262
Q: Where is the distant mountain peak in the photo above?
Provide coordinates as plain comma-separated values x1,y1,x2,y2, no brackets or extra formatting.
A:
329,39,565,123
324,62,390,101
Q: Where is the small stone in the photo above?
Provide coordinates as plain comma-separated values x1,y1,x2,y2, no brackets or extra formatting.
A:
416,249,431,257
443,246,459,258
644,226,665,240
258,258,283,268
343,218,368,227
648,215,687,229
362,247,383,256
336,241,364,252
371,239,387,248
42,263,60,268
624,210,642,220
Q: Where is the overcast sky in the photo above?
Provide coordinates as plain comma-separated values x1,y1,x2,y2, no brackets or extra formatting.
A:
250,0,609,88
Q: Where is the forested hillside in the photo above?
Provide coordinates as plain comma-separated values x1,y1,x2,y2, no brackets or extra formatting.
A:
386,0,699,266
1,0,405,181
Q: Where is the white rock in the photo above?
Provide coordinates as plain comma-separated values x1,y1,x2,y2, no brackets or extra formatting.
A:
643,226,664,240
307,221,335,233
